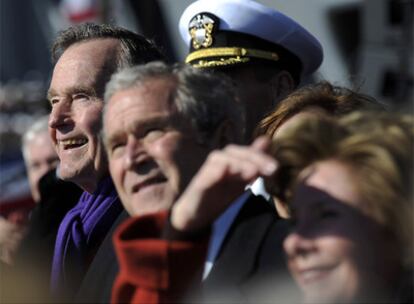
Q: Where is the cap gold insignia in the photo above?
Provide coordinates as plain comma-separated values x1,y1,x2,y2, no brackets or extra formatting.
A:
189,13,217,49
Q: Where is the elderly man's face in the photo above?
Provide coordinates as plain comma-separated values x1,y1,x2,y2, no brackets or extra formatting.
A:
48,39,119,192
25,131,59,202
104,78,211,216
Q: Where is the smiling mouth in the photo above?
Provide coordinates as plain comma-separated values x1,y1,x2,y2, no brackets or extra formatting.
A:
298,265,334,284
132,176,167,193
59,138,88,150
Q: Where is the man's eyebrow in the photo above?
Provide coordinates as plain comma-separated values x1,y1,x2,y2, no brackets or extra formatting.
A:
104,130,124,147
130,115,174,132
104,114,186,152
47,89,57,101
67,86,97,97
47,86,97,100
106,116,170,142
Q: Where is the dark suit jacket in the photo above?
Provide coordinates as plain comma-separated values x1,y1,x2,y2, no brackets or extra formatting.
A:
3,170,83,303
75,210,129,303
17,171,82,261
75,192,297,303
201,192,298,303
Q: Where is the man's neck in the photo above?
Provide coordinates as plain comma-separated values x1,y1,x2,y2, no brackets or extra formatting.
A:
79,173,110,194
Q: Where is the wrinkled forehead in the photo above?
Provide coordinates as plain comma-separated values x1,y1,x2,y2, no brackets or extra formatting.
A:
57,38,121,66
106,77,178,112
103,79,185,136
50,39,120,96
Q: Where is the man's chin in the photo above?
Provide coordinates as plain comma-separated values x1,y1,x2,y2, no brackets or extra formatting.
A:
58,159,103,187
127,198,173,217
57,168,75,182
57,166,86,189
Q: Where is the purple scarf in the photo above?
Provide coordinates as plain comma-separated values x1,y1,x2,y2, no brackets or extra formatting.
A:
50,177,123,298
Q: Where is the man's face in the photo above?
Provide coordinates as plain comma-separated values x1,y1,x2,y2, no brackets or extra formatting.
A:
223,66,278,142
25,131,59,202
48,39,119,192
104,78,211,216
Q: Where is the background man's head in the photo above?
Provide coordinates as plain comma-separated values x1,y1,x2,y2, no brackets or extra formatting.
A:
103,61,243,216
179,0,323,141
22,116,59,202
47,23,164,193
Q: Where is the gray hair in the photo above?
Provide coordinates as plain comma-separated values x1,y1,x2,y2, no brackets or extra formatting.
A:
104,61,245,144
51,23,165,68
22,115,50,162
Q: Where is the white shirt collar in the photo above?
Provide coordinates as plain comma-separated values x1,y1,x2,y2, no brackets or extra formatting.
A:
248,177,270,200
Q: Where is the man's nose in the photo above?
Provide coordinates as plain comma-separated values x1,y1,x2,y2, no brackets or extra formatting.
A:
49,101,72,129
122,137,147,171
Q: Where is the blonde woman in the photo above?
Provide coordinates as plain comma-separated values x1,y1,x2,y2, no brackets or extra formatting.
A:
271,112,413,303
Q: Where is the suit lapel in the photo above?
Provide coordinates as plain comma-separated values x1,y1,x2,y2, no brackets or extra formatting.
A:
74,210,129,303
203,193,277,291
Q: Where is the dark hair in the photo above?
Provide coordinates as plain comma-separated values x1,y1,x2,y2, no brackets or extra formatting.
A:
255,81,386,138
51,23,165,67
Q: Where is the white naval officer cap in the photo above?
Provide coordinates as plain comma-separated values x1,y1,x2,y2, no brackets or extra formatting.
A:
179,0,323,80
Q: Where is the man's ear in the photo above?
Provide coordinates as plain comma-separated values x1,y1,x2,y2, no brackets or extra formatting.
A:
209,120,240,149
269,71,295,104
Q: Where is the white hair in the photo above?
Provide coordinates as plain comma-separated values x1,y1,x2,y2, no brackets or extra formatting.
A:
22,115,50,162
104,61,245,144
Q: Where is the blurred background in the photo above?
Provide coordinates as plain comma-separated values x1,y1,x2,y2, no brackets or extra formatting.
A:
0,0,413,214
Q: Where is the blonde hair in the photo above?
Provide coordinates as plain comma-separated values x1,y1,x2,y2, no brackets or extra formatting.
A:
270,111,413,265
